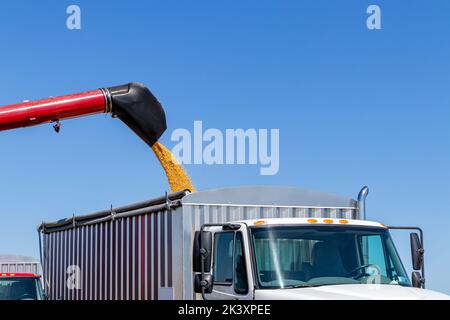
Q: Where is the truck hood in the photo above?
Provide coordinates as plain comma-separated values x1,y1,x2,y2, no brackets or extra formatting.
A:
255,284,450,300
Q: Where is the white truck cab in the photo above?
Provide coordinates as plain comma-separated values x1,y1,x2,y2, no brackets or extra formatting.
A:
193,217,450,300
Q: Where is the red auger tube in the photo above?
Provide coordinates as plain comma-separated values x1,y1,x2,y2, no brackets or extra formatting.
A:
0,89,106,131
0,83,167,147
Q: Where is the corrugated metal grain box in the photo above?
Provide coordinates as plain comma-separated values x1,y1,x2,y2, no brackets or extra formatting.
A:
38,186,360,300
0,255,42,275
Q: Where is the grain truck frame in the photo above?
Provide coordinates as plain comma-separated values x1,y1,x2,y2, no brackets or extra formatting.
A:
38,186,447,300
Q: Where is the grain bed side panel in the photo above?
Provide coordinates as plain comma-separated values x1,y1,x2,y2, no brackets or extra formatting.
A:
43,208,180,300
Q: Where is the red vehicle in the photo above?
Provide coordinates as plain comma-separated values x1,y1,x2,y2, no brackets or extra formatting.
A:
0,273,45,300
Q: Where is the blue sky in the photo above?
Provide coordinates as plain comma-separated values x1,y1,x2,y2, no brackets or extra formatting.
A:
0,1,449,294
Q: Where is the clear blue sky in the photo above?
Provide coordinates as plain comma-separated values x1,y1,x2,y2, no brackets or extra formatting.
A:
0,1,449,293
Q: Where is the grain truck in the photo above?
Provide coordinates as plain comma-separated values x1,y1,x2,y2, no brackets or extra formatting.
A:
37,186,449,300
0,273,45,300
0,256,44,300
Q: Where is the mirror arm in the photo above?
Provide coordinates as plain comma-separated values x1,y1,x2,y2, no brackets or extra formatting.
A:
199,224,211,300
388,226,425,288
200,246,209,300
197,223,242,299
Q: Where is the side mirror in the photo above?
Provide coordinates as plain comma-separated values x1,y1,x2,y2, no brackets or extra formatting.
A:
193,231,212,273
194,274,214,294
412,271,424,288
410,232,423,270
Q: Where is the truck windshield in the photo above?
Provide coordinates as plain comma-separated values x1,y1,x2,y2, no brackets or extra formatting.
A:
251,226,411,289
0,277,44,300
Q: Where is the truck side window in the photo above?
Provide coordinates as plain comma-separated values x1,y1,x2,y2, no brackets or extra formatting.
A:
213,232,234,284
234,232,248,294
359,235,388,276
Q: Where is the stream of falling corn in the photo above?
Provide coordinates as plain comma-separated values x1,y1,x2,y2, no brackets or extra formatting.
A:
151,142,196,193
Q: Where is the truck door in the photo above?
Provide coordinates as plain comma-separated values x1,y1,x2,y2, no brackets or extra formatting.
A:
206,228,254,300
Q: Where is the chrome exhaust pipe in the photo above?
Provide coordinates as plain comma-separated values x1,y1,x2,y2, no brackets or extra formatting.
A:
357,186,369,220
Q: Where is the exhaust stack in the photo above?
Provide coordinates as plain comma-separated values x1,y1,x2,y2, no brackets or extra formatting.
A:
0,82,166,147
357,186,369,220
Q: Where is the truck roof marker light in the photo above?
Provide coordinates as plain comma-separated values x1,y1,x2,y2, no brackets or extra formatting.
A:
254,220,266,225
380,223,387,228
307,219,318,224
339,219,349,224
323,219,334,224
0,273,39,277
